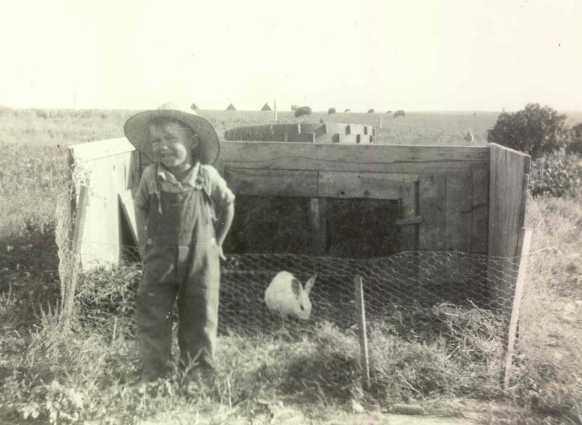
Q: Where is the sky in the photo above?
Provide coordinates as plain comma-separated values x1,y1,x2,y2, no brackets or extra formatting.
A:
0,0,581,112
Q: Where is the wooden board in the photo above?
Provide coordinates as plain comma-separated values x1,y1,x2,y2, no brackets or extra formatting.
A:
309,198,327,255
70,137,137,162
67,138,139,269
224,168,318,197
418,175,447,250
471,167,489,253
503,227,533,389
318,172,416,199
445,172,473,251
221,142,489,175
398,181,419,251
488,144,530,258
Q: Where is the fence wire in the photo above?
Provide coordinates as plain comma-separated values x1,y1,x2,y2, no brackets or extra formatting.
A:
218,251,520,336
69,242,528,387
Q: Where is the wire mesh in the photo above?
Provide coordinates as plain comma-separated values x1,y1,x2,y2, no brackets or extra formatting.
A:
219,251,521,336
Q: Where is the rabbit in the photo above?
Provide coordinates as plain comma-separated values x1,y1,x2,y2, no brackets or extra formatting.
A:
264,271,317,320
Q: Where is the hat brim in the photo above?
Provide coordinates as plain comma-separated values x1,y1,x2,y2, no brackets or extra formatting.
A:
124,109,220,164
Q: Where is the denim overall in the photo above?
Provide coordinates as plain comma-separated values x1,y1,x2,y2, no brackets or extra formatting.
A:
136,174,220,380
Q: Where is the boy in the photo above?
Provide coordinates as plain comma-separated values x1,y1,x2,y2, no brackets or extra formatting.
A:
124,103,235,383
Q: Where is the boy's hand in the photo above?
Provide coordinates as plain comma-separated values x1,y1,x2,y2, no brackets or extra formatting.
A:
217,244,226,261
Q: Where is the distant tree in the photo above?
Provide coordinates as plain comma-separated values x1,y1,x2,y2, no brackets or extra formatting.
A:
344,108,351,113
294,106,312,118
385,110,392,114
290,104,299,111
226,103,236,111
190,103,198,110
393,110,405,118
328,107,336,114
487,103,570,159
260,103,271,111
367,108,375,113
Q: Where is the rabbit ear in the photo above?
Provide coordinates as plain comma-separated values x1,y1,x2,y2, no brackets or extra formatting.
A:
304,274,317,294
291,279,302,297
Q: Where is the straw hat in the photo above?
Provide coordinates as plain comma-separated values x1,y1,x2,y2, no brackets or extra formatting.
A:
124,103,220,164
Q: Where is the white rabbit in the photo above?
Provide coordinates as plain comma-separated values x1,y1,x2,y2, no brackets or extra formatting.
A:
264,271,317,320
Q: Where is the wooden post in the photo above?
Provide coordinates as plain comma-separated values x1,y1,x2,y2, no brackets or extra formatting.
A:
61,184,89,331
354,275,371,390
503,227,532,390
112,316,118,344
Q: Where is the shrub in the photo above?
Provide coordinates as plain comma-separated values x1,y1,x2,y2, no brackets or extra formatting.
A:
529,151,582,198
567,122,582,155
328,107,336,114
294,106,312,118
487,104,570,159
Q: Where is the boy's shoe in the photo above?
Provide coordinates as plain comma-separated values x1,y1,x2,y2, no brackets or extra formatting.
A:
182,367,216,396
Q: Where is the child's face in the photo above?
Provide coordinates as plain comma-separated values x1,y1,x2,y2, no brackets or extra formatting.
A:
148,121,198,169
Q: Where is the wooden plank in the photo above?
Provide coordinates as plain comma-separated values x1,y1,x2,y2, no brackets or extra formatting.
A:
309,198,327,255
119,190,139,248
221,141,489,174
318,172,416,199
70,137,134,162
471,167,489,253
61,184,89,330
488,144,531,258
224,167,318,197
503,228,532,389
418,175,447,250
226,158,486,175
398,181,419,251
445,172,472,251
354,275,371,390
395,216,422,226
488,144,530,310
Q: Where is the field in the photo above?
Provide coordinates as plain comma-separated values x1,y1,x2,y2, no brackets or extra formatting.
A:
1,108,581,424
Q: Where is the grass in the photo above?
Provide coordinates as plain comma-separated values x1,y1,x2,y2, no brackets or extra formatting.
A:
0,107,581,424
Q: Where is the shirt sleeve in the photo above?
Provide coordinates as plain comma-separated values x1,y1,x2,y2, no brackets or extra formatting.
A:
134,164,155,211
205,165,235,211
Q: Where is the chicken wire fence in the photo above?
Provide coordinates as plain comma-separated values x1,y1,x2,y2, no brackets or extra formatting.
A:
218,251,520,336
61,241,522,338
